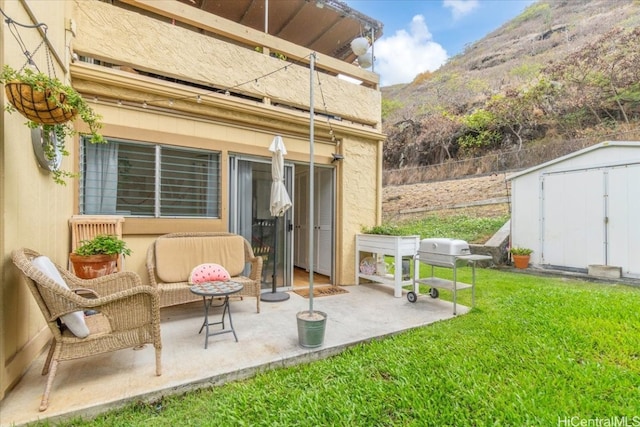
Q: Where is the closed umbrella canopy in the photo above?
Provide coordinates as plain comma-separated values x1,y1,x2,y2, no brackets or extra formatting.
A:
262,135,292,302
269,135,292,217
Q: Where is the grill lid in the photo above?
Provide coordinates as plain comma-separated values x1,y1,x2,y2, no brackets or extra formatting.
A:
419,238,470,256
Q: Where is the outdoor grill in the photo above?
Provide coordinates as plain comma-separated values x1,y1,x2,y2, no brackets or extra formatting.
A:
410,238,492,314
417,238,471,267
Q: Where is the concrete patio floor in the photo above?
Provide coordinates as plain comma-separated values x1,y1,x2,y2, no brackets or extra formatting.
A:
0,283,468,426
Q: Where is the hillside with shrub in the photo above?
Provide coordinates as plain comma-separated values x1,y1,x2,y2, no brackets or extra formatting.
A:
381,0,640,185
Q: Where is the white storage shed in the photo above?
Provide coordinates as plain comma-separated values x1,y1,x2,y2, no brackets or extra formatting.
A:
507,141,640,278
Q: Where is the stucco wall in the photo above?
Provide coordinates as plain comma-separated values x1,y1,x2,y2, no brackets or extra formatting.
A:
72,0,381,127
340,137,382,282
78,100,381,287
1,0,76,402
1,0,383,402
67,0,384,288
84,101,357,284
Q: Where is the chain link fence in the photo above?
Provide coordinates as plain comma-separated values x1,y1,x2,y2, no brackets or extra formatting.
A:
382,137,630,186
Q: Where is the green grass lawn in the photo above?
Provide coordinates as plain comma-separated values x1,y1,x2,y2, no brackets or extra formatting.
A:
44,267,640,426
364,214,510,244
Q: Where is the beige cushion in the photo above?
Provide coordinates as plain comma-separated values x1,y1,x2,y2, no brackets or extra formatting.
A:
155,235,246,283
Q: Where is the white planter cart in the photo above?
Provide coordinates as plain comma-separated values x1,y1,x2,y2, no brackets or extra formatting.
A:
355,234,420,298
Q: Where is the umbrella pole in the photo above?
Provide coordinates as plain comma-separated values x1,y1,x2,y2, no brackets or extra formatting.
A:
272,217,278,293
308,52,315,315
261,216,290,302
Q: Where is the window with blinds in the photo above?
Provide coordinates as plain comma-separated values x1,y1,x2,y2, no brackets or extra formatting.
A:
80,137,220,218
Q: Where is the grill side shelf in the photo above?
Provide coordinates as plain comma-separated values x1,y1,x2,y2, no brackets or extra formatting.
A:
411,255,491,315
414,276,473,290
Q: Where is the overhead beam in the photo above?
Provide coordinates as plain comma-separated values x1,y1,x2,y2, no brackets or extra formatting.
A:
118,0,378,86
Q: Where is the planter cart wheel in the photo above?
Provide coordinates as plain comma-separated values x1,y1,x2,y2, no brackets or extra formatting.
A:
407,287,439,302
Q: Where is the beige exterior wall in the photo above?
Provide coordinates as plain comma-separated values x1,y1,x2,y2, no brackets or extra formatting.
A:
73,0,381,126
1,0,77,402
1,0,384,401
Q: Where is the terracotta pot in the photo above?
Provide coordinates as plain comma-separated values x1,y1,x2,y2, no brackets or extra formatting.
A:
69,253,118,279
4,82,77,125
512,254,530,269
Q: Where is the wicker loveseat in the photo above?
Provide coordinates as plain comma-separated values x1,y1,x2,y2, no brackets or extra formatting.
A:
146,232,263,312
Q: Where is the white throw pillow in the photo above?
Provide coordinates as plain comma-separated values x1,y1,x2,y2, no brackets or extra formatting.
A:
32,256,90,338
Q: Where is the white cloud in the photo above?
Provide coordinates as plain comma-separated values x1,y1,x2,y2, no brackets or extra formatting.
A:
373,15,448,86
443,0,479,20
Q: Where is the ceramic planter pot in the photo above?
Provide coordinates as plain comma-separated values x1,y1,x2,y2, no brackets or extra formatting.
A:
69,253,118,279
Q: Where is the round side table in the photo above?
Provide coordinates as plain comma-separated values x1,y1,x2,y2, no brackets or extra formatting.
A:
189,281,244,349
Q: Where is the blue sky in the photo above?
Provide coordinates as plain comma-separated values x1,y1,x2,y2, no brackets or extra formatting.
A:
345,0,536,86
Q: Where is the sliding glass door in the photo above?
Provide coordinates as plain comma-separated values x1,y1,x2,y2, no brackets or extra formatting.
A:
229,156,293,291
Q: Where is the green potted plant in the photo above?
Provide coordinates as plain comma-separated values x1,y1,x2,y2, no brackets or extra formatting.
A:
509,247,533,269
69,234,132,279
0,65,104,184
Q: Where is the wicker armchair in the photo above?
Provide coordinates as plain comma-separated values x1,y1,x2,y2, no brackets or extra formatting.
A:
11,248,162,411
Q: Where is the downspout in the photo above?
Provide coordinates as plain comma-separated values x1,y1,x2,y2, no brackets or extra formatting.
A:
376,138,383,225
370,27,375,73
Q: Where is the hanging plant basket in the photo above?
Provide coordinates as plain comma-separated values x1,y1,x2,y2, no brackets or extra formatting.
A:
4,82,77,125
1,65,105,184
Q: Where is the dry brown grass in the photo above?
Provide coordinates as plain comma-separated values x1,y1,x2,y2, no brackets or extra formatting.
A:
382,173,511,222
382,128,640,221
382,137,597,186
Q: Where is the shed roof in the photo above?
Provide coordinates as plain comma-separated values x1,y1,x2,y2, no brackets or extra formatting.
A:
506,141,640,181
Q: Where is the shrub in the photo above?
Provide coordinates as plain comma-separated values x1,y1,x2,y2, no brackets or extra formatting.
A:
510,247,533,256
75,235,132,257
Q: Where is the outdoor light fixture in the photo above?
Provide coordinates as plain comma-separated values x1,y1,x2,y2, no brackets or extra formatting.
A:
357,52,373,69
350,37,369,56
331,153,344,162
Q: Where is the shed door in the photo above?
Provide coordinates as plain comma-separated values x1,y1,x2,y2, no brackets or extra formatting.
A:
541,169,605,270
608,164,640,277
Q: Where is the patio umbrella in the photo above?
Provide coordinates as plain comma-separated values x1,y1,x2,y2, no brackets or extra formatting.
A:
268,136,292,217
261,135,292,302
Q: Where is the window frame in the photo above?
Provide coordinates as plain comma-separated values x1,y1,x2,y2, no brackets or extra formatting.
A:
79,136,221,219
